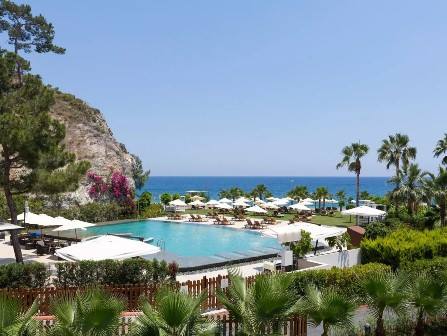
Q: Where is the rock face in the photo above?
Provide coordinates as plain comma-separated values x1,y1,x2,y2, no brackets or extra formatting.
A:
49,92,136,204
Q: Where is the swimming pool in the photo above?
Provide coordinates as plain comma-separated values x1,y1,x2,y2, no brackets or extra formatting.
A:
86,220,280,257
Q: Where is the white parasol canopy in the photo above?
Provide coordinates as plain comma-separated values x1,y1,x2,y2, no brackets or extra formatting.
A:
190,195,205,201
325,199,338,204
55,235,160,261
244,205,268,214
265,222,346,244
302,198,315,203
233,200,249,208
53,220,94,232
219,198,232,204
169,199,187,207
264,202,279,210
206,200,220,206
216,202,233,210
342,206,386,217
266,197,279,202
189,200,205,207
288,203,311,211
15,213,58,227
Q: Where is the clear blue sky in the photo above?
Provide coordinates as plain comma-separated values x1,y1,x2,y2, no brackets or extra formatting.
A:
8,1,447,176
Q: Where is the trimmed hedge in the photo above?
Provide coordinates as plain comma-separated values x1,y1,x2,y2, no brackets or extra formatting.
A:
361,228,447,269
291,263,390,297
0,262,48,288
54,259,173,287
401,256,447,275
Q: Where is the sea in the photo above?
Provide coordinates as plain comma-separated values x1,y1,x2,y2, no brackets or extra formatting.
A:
139,176,391,202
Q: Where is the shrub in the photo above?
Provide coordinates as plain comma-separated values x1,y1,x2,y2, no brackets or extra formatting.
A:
364,222,390,240
290,263,390,298
53,259,174,287
361,228,447,269
0,262,48,288
401,256,447,275
141,204,165,218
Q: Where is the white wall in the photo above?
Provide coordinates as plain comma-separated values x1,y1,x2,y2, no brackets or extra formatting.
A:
304,248,361,270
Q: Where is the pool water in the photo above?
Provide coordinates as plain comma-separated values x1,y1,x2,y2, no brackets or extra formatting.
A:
86,220,280,257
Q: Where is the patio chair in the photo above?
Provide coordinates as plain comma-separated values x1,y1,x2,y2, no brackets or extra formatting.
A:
36,241,49,256
188,214,197,222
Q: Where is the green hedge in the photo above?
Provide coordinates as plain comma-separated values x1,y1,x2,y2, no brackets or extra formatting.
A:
0,263,48,288
401,256,447,275
291,263,390,297
53,259,174,287
361,228,447,269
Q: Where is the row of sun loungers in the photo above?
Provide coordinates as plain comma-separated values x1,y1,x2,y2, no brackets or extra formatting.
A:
245,219,266,229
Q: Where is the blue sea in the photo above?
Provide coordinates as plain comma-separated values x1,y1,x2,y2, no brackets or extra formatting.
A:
139,176,391,202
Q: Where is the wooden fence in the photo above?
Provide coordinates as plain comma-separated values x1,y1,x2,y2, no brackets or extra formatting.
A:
0,275,307,335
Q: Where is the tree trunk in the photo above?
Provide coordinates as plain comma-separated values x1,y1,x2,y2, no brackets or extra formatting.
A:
440,199,446,227
375,315,385,336
356,172,360,207
323,198,326,210
321,322,329,336
2,151,23,263
414,310,425,336
395,164,400,211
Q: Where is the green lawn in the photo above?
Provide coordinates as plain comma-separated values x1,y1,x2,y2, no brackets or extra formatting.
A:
184,209,353,228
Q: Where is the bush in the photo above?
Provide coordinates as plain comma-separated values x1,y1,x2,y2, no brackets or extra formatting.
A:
141,204,165,218
290,263,390,297
46,202,133,223
0,262,48,288
401,256,447,275
53,258,175,287
361,228,447,269
364,221,390,240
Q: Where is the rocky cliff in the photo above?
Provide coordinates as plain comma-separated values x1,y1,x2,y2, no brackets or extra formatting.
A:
49,91,136,204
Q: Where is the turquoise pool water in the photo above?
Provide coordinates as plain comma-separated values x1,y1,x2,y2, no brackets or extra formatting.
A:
86,220,280,257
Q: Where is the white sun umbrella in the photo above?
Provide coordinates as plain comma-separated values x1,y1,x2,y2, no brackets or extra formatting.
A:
236,196,250,203
216,202,233,210
233,200,249,208
245,205,268,214
169,199,187,206
303,198,315,203
342,206,386,217
273,199,289,207
255,199,266,205
266,196,279,202
325,199,338,204
55,235,160,261
190,195,205,201
53,219,95,239
264,202,279,210
206,200,220,208
265,223,346,244
219,198,232,204
300,200,314,206
189,200,205,207
288,203,311,211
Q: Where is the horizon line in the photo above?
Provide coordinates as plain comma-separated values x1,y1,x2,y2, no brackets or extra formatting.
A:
148,175,392,178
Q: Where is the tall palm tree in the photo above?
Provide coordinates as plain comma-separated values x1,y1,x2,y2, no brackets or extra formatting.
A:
335,190,346,212
252,184,269,201
408,272,447,336
434,133,447,165
314,187,327,211
292,285,356,336
0,295,40,336
378,133,416,209
390,164,425,216
216,271,296,335
361,271,408,336
130,288,215,336
228,187,244,202
48,289,125,336
287,186,309,202
422,166,447,226
336,142,369,206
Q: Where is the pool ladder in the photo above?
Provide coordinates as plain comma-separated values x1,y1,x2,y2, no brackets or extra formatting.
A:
155,239,165,251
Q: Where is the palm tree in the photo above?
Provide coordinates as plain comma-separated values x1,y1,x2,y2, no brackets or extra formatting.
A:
228,187,244,202
252,184,269,201
390,164,425,216
315,187,329,211
218,189,231,200
434,133,447,165
130,288,215,336
378,133,416,209
292,285,356,336
335,190,346,212
336,142,369,206
48,289,125,336
422,166,447,226
408,272,447,336
361,271,408,336
216,271,296,335
0,295,39,336
287,186,309,202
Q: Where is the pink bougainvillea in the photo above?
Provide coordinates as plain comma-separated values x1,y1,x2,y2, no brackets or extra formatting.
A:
87,170,135,212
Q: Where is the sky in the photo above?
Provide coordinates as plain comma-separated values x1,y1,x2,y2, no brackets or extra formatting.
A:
4,1,447,176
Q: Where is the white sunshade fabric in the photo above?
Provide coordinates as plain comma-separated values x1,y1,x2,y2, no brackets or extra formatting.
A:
273,199,289,207
169,199,187,207
0,223,24,231
216,202,233,210
206,200,220,205
325,199,338,204
245,205,267,214
302,198,315,203
53,220,95,232
342,206,386,217
264,202,279,210
265,222,346,244
55,235,160,261
233,200,249,207
218,198,232,204
288,203,311,211
189,200,205,206
266,197,279,202
15,213,58,227
190,195,205,201
236,197,250,203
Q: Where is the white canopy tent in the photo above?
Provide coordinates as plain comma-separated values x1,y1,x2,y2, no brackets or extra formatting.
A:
216,202,233,210
342,206,386,217
55,235,160,261
265,223,346,244
245,205,267,214
288,203,311,211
